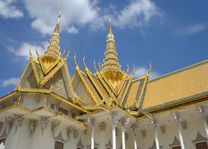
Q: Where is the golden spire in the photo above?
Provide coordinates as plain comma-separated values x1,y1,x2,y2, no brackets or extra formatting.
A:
101,18,121,73
44,14,61,58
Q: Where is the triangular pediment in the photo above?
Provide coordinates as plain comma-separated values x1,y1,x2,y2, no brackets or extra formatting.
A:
17,57,74,99
17,62,39,89
38,56,60,75
72,69,98,106
29,56,66,87
100,71,127,97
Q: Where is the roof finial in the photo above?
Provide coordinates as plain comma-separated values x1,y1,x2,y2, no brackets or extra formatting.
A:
74,54,78,68
107,17,114,40
131,65,136,77
82,56,88,70
108,17,113,35
145,62,152,76
125,64,129,74
93,59,98,73
44,13,61,58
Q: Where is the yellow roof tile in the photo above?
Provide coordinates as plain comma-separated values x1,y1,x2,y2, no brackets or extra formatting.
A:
143,60,208,110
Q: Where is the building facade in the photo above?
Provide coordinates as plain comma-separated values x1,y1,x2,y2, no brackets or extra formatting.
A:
0,15,208,149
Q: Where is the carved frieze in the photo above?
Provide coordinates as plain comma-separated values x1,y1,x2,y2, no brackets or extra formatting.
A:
51,121,60,137
29,120,38,136
99,122,107,131
15,118,23,134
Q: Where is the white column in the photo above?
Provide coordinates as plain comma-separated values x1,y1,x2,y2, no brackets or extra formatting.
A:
111,111,118,149
151,119,160,149
198,106,208,138
173,113,185,149
131,124,138,149
120,118,129,149
88,118,95,149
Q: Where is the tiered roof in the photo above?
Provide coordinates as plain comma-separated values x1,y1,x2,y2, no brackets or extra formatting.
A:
1,15,208,120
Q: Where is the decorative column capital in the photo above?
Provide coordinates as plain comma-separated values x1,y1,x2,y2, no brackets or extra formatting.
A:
120,117,130,128
198,106,205,113
150,118,157,129
172,112,181,126
87,118,95,127
111,111,118,125
172,112,180,120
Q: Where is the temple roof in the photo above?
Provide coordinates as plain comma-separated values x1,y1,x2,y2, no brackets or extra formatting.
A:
1,16,208,119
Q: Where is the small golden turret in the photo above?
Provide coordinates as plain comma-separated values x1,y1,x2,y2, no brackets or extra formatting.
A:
44,14,61,58
101,18,121,73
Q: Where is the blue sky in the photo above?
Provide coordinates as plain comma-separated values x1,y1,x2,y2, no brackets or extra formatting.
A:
0,0,208,96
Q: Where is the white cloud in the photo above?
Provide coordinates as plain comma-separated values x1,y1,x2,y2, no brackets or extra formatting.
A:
0,0,23,18
67,26,79,34
19,0,161,34
21,0,99,35
1,77,19,87
7,42,48,59
184,23,207,35
135,67,159,79
113,0,161,28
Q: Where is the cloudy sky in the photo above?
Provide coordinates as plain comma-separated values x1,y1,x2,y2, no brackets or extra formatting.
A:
0,0,208,96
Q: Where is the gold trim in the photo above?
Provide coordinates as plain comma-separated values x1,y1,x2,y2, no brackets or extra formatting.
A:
135,76,148,108
16,61,32,89
39,59,66,87
0,91,18,102
75,68,99,105
56,112,86,128
63,63,76,100
30,57,41,85
16,88,89,113
137,98,208,120
0,104,31,113
85,69,106,104
18,88,51,94
119,76,133,107
50,93,89,113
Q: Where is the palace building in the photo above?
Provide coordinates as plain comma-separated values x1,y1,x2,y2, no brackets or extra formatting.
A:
0,15,208,149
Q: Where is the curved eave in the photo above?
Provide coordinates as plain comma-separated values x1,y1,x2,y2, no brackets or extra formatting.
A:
0,105,86,129
0,90,18,102
10,88,90,114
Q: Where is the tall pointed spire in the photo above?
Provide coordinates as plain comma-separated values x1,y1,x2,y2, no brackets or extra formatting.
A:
101,18,121,73
44,14,61,58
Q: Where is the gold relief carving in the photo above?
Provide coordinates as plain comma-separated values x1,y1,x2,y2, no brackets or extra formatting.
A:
38,56,60,75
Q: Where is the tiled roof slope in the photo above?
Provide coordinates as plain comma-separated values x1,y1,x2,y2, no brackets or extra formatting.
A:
142,60,208,111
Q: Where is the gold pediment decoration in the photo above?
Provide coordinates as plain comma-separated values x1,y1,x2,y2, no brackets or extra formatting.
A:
38,56,60,75
30,57,66,87
101,71,126,97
